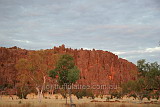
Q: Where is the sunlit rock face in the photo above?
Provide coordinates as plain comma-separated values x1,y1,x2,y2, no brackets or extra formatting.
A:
0,45,137,94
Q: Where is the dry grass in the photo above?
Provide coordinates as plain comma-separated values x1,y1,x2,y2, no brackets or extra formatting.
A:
0,95,160,107
0,102,160,107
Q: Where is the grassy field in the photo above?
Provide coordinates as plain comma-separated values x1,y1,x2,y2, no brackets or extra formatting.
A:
0,94,160,107
0,101,160,107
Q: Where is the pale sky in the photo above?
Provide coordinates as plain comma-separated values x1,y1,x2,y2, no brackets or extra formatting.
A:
0,0,160,64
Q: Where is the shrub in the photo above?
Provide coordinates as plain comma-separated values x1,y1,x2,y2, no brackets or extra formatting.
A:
74,89,95,99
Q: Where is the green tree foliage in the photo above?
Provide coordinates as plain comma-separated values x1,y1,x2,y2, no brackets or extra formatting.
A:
137,59,148,77
49,54,80,85
68,66,80,84
48,54,80,105
121,78,146,100
137,59,160,90
121,59,160,101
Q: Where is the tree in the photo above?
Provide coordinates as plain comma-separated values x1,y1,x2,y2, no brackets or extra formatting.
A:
137,60,160,91
121,59,160,101
137,59,148,77
15,51,51,102
121,78,147,100
49,54,80,106
15,59,33,99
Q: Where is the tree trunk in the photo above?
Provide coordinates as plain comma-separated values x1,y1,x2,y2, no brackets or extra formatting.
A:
21,88,24,99
37,76,46,102
40,89,43,101
68,89,73,106
36,87,41,102
135,93,143,103
64,88,67,104
65,92,67,104
22,93,24,99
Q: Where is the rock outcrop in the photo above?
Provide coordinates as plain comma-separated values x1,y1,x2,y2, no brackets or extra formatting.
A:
0,46,28,87
0,45,137,94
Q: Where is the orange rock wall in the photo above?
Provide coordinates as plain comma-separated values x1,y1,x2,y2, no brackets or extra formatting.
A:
0,45,137,94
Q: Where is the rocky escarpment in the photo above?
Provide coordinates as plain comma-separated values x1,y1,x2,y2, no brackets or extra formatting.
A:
0,46,28,87
0,45,137,94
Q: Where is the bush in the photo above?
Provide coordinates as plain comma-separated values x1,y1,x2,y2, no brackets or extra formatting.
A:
74,90,95,99
74,91,83,99
86,91,95,99
16,89,28,99
16,85,33,99
106,96,110,101
59,89,67,99
110,91,122,99
129,94,137,99
154,91,160,100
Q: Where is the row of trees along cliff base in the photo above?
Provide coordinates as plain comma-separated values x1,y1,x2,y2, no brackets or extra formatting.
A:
0,52,160,105
14,53,80,107
109,59,160,102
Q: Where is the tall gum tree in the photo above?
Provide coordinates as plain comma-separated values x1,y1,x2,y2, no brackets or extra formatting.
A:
49,54,80,106
16,50,59,102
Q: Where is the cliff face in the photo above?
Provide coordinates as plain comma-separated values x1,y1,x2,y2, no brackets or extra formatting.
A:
0,45,137,94
0,46,28,87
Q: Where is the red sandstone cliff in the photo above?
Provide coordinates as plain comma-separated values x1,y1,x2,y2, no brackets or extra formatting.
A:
0,45,137,94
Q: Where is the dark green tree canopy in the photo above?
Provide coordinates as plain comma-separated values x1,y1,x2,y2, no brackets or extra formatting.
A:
49,54,80,86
